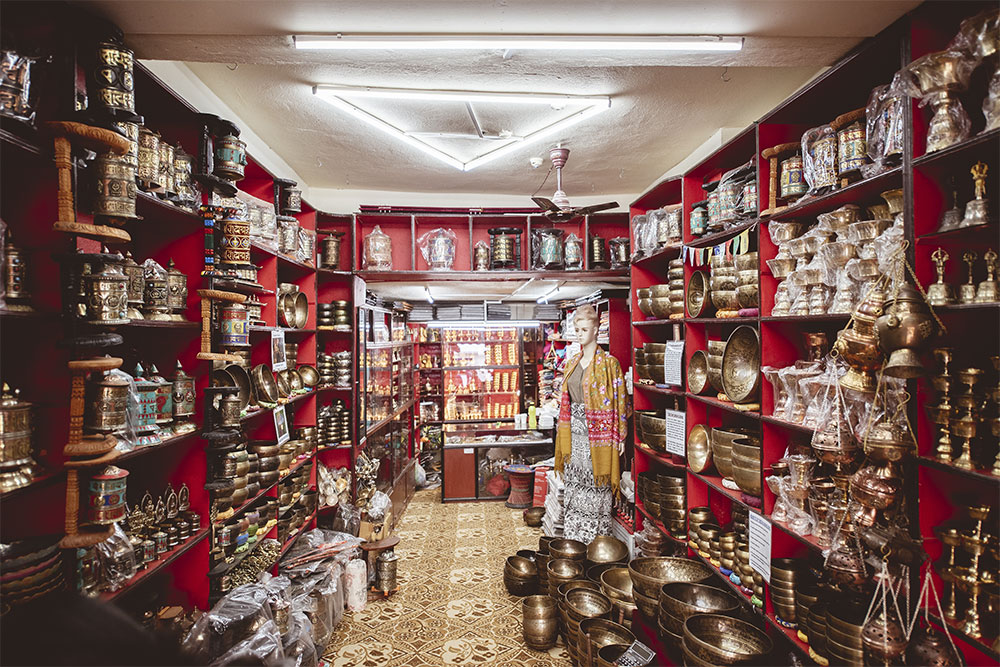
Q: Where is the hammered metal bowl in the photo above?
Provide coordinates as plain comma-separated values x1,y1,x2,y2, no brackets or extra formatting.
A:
297,365,319,387
293,291,309,328
579,618,635,665
711,289,740,311
683,613,773,665
550,539,587,561
687,270,710,318
251,364,278,403
628,557,713,599
632,587,660,619
587,536,629,565
600,567,634,602
734,252,758,272
686,424,713,474
587,562,618,584
721,325,761,403
650,297,673,319
688,350,710,395
659,582,741,624
505,555,537,579
639,413,666,441
566,589,612,622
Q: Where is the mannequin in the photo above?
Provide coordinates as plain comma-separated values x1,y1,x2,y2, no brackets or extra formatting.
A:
554,305,630,544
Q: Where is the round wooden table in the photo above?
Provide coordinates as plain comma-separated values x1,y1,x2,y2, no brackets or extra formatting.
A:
504,464,535,509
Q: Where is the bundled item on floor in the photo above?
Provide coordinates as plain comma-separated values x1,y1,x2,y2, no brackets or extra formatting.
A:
542,469,564,537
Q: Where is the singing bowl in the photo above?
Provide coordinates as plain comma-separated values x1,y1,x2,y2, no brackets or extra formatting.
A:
539,536,554,553
516,549,537,562
659,582,741,624
686,270,710,318
597,645,630,667
286,368,304,392
297,365,319,387
731,464,762,496
737,284,759,309
687,350,710,395
600,567,635,602
251,364,279,403
291,291,308,328
628,557,713,599
649,283,673,298
566,589,612,623
550,538,587,561
579,618,635,659
644,342,667,354
737,269,758,287
683,613,773,665
649,297,673,319
770,558,800,580
730,439,762,461
687,424,712,473
504,575,537,597
506,555,538,579
734,252,758,272
707,366,724,394
587,536,629,564
768,221,804,243
548,558,585,582
645,353,665,366
709,274,738,293
707,339,726,355
587,563,618,585
275,371,291,398
632,587,660,619
278,293,296,328
523,506,545,527
638,299,654,317
639,413,666,440
721,325,761,403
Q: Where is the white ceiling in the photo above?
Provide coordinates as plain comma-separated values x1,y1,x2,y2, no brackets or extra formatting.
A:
74,0,919,202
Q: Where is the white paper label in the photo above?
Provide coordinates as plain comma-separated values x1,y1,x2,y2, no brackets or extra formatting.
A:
748,511,772,583
664,341,684,387
463,448,474,454
271,329,287,371
664,409,686,456
273,405,290,445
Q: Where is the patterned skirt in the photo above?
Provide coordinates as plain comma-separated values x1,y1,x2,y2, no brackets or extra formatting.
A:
562,402,613,543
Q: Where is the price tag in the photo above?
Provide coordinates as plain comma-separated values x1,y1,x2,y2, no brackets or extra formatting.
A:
271,329,287,371
273,405,290,445
463,448,474,454
664,341,684,386
664,409,685,456
748,511,772,583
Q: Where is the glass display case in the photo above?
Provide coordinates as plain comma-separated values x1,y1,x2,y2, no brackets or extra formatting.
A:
439,326,523,421
440,423,554,502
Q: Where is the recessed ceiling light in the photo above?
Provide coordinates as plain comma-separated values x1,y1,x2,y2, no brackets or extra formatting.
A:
294,34,743,52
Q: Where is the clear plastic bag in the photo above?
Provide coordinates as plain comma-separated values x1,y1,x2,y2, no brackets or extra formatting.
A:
362,226,392,270
417,228,457,271
802,124,838,194
0,51,39,123
182,584,274,663
296,228,316,266
108,368,140,452
366,491,391,523
863,80,906,178
95,523,137,592
212,619,284,666
282,611,317,667
899,51,976,152
531,228,565,270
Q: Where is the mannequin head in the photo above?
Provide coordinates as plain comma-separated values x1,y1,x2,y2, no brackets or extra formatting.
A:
574,305,599,348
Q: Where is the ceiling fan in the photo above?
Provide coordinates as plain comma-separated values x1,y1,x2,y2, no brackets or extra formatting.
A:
531,146,618,222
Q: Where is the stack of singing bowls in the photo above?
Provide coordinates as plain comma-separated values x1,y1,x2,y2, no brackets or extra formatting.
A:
735,251,759,310
718,531,738,575
557,581,602,648
730,436,763,500
636,471,660,518
804,600,829,663
627,557,713,621
695,522,721,564
599,567,638,629
578,618,635,667
641,343,666,386
711,427,758,481
658,582,741,647
706,340,726,394
636,288,653,319
687,507,713,551
657,474,686,537
547,557,585,598
537,536,553,593
634,348,648,382
564,588,612,665
522,595,559,651
734,544,763,600
709,253,739,313
769,558,800,626
795,584,821,647
825,601,867,665
648,284,673,319
667,259,685,317
637,408,666,451
504,555,538,596
682,614,773,666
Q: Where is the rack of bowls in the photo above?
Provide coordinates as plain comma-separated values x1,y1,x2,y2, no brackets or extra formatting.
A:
277,283,310,329
687,326,761,410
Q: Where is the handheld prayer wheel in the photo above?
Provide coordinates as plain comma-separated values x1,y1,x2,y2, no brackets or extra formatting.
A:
564,234,583,270
218,208,251,267
213,133,247,182
89,41,137,121
86,466,129,526
84,371,129,434
137,127,161,191
832,108,867,184
83,261,130,325
157,141,176,197
121,251,144,320
589,235,609,269
0,384,35,492
488,227,521,269
0,50,38,122
320,232,344,269
3,231,32,311
92,153,138,223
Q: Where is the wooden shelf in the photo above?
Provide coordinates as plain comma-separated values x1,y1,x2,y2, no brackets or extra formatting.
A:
279,511,318,556
691,469,762,513
916,222,999,245
686,393,760,418
117,427,201,463
250,240,316,273
0,468,64,500
760,313,850,323
686,316,756,324
913,128,1000,169
926,611,1000,663
918,456,1000,485
634,383,685,398
762,166,902,223
632,243,682,267
634,443,685,469
632,318,680,327
636,501,685,544
769,516,824,555
116,319,200,330
101,528,209,601
134,191,201,228
760,415,816,437
249,325,316,335
356,269,630,283
932,302,1000,313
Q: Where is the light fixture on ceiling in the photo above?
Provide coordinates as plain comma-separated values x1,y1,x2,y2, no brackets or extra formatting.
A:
294,34,743,52
312,85,611,171
424,286,434,304
536,284,562,304
427,320,541,329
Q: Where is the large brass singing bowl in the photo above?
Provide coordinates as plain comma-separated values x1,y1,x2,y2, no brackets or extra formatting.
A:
659,582,741,623
565,589,612,622
587,536,629,564
649,296,673,319
687,350,709,395
683,613,773,665
251,364,278,403
550,539,587,561
711,289,740,311
686,270,710,318
721,325,761,403
639,413,666,440
600,567,635,602
579,618,635,663
686,424,712,473
293,290,309,328
628,557,713,599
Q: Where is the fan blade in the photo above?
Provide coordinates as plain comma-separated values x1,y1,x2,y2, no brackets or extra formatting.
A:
574,201,619,216
531,197,562,213
545,210,576,222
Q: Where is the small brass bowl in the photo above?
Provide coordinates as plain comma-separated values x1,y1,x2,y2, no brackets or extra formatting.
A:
686,270,710,318
721,325,760,403
736,269,758,287
638,299,653,316
649,284,672,298
709,274,737,292
644,343,667,354
587,562,618,584
523,506,545,527
550,539,587,561
766,256,797,279
688,507,713,523
737,284,759,309
587,536,629,564
506,555,538,579
711,289,740,311
687,424,712,473
730,438,762,461
731,463,762,496
735,251,758,272
706,340,726,356
297,365,319,387
649,297,673,319
687,350,709,395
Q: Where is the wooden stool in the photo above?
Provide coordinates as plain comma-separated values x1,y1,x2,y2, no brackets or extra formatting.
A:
504,464,534,509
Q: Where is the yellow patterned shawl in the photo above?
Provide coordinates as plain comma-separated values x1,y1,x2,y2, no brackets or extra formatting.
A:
554,348,630,493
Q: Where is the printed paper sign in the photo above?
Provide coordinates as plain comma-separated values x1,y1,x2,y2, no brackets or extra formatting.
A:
271,329,287,371
664,409,686,456
664,341,684,386
273,405,290,445
748,511,772,583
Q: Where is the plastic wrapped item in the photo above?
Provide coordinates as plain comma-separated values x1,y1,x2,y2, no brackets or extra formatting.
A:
182,584,274,663
362,225,392,270
863,79,906,179
278,216,299,255
899,50,976,153
365,490,390,523
531,228,565,270
94,523,137,592
418,227,457,271
473,240,490,271
296,228,315,266
344,558,367,611
282,611,317,667
802,124,838,194
107,368,140,452
212,619,284,666
0,50,39,123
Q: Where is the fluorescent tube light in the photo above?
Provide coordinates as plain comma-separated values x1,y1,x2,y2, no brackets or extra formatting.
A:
312,85,610,171
424,287,435,304
295,34,743,52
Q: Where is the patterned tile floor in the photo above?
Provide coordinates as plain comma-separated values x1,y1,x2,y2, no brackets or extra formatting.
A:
323,489,572,666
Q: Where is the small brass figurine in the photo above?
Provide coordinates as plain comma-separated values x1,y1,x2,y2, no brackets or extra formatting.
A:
928,248,956,305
